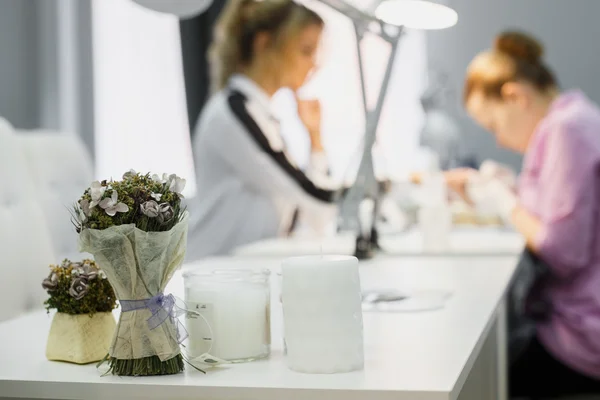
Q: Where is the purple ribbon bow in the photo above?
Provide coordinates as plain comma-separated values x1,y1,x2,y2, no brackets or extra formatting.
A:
121,293,188,343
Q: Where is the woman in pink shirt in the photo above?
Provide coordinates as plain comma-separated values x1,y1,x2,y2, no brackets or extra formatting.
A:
457,31,600,398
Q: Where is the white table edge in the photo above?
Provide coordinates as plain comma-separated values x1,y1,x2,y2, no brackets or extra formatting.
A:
449,262,517,400
0,379,454,400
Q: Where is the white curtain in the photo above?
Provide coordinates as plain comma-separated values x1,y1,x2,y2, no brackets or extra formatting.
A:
276,0,428,183
91,0,196,196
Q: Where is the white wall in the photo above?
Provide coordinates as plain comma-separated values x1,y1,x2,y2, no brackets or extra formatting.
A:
279,0,428,182
428,0,600,170
91,0,196,195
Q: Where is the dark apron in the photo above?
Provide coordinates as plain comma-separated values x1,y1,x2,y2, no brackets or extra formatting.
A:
507,248,553,364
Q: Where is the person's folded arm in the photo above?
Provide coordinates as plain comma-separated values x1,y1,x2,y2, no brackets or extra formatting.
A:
209,94,341,234
307,150,330,178
514,122,598,278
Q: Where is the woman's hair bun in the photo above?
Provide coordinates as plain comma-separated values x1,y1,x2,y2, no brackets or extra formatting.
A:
494,30,544,64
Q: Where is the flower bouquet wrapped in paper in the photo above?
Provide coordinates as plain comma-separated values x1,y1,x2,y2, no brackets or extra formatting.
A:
73,171,189,376
43,259,117,364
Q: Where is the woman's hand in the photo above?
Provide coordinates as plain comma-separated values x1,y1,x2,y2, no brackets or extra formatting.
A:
479,160,518,190
468,176,518,222
297,98,323,151
410,168,477,201
444,168,478,198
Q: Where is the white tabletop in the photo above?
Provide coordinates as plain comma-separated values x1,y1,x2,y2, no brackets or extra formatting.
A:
234,228,525,258
0,256,518,400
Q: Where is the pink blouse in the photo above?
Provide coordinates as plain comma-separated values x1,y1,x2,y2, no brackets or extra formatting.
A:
519,90,600,378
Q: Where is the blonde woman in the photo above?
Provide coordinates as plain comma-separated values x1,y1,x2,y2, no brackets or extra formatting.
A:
187,0,341,259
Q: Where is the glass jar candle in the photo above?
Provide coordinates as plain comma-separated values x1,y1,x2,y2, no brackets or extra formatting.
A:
183,268,271,363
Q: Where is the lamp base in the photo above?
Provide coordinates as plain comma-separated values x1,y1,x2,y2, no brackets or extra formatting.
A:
354,235,375,260
370,227,380,250
354,227,382,260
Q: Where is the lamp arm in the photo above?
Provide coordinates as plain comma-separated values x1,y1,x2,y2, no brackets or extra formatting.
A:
310,0,406,258
314,0,400,43
337,22,403,241
314,0,378,24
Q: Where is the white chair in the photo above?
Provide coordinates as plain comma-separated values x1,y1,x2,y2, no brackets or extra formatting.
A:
0,119,57,322
18,131,94,260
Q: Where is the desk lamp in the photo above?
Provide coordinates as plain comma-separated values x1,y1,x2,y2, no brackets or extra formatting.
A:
314,0,457,259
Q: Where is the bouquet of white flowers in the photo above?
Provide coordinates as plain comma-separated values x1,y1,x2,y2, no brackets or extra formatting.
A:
73,171,189,376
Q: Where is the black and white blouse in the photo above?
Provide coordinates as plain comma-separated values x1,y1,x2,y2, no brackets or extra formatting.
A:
187,74,340,260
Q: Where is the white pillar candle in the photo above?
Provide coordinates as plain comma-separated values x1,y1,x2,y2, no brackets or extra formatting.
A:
281,255,364,374
183,269,271,362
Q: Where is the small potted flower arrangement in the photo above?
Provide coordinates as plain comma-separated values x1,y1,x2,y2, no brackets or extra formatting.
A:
43,259,117,364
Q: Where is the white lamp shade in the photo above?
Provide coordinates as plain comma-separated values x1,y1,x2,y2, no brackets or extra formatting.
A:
132,0,213,19
375,0,458,30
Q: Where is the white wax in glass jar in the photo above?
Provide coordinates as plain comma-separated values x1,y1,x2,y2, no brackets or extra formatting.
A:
183,268,271,362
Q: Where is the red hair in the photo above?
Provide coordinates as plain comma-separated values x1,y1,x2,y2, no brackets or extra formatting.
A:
464,31,557,102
